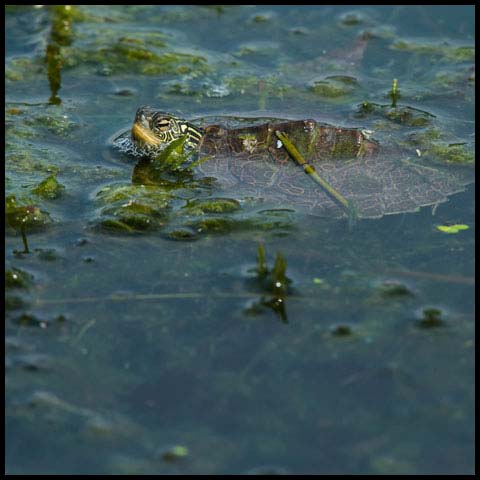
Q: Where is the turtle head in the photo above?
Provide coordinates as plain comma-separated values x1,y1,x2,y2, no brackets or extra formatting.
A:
131,106,203,155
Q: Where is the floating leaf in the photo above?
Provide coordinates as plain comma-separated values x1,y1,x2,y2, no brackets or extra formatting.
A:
436,224,469,234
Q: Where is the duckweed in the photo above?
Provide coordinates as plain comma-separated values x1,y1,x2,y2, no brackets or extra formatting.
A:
436,224,469,234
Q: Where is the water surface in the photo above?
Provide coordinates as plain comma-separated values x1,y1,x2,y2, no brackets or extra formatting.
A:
5,5,474,474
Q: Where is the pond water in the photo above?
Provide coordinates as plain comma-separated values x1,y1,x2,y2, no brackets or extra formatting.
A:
5,5,475,474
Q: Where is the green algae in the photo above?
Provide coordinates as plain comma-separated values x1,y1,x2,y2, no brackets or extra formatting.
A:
32,174,65,200
7,6,209,85
95,184,172,207
311,76,359,99
5,267,34,289
426,143,474,164
416,307,445,329
377,280,413,298
391,39,475,63
164,226,199,241
431,66,475,91
6,104,79,139
5,195,52,232
330,324,353,337
95,183,172,233
24,111,78,137
5,295,28,312
191,217,234,234
62,37,209,77
356,101,434,127
330,135,363,157
225,75,291,104
5,57,44,83
407,128,474,165
184,198,241,215
157,445,189,462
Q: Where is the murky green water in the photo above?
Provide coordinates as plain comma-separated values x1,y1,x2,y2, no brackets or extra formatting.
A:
5,5,474,474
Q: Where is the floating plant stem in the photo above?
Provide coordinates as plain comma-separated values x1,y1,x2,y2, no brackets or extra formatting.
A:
275,130,354,217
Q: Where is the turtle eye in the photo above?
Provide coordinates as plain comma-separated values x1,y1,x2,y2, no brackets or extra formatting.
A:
153,118,171,133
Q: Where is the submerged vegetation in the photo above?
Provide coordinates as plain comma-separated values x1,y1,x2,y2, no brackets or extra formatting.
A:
245,244,293,323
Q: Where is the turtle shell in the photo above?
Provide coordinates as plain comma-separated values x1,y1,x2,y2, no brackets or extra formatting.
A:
191,117,472,219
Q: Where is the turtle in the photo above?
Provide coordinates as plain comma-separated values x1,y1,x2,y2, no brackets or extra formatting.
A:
112,105,472,219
